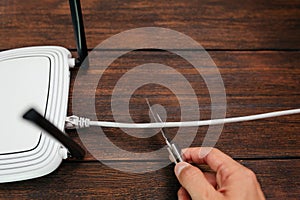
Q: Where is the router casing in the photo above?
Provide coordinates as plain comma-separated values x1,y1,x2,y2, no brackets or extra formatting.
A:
0,46,74,183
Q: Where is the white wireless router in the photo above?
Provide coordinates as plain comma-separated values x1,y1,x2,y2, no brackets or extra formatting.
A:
0,0,86,183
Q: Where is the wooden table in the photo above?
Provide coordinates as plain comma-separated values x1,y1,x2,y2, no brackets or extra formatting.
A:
0,0,299,199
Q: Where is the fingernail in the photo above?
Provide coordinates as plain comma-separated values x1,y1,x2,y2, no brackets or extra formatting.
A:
175,162,189,176
181,148,187,161
178,195,184,200
199,147,212,159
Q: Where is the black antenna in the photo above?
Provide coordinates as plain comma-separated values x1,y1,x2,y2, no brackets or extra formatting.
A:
69,0,88,68
23,108,85,159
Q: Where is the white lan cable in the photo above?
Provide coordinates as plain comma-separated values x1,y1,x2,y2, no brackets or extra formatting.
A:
65,108,300,129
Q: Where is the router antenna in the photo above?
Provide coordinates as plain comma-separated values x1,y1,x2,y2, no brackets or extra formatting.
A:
69,0,88,68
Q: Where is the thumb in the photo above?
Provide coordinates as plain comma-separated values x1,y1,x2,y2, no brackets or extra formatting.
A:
174,162,218,200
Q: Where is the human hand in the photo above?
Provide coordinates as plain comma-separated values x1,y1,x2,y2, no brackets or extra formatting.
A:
174,147,265,200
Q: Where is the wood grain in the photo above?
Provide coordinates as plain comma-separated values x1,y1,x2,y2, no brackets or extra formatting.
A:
0,0,299,198
0,160,299,199
0,0,300,50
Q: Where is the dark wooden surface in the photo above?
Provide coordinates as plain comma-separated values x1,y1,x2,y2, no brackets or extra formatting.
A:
1,160,299,199
1,0,300,199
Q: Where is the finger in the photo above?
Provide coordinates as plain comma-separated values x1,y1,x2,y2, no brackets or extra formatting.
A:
174,162,220,200
203,172,217,188
182,147,209,163
182,147,243,188
177,187,191,200
182,147,241,173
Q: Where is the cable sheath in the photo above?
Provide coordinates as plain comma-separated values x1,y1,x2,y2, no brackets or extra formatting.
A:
88,108,300,128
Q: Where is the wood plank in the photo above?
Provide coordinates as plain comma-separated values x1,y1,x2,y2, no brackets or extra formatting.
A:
0,0,300,50
0,159,299,199
66,51,300,160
